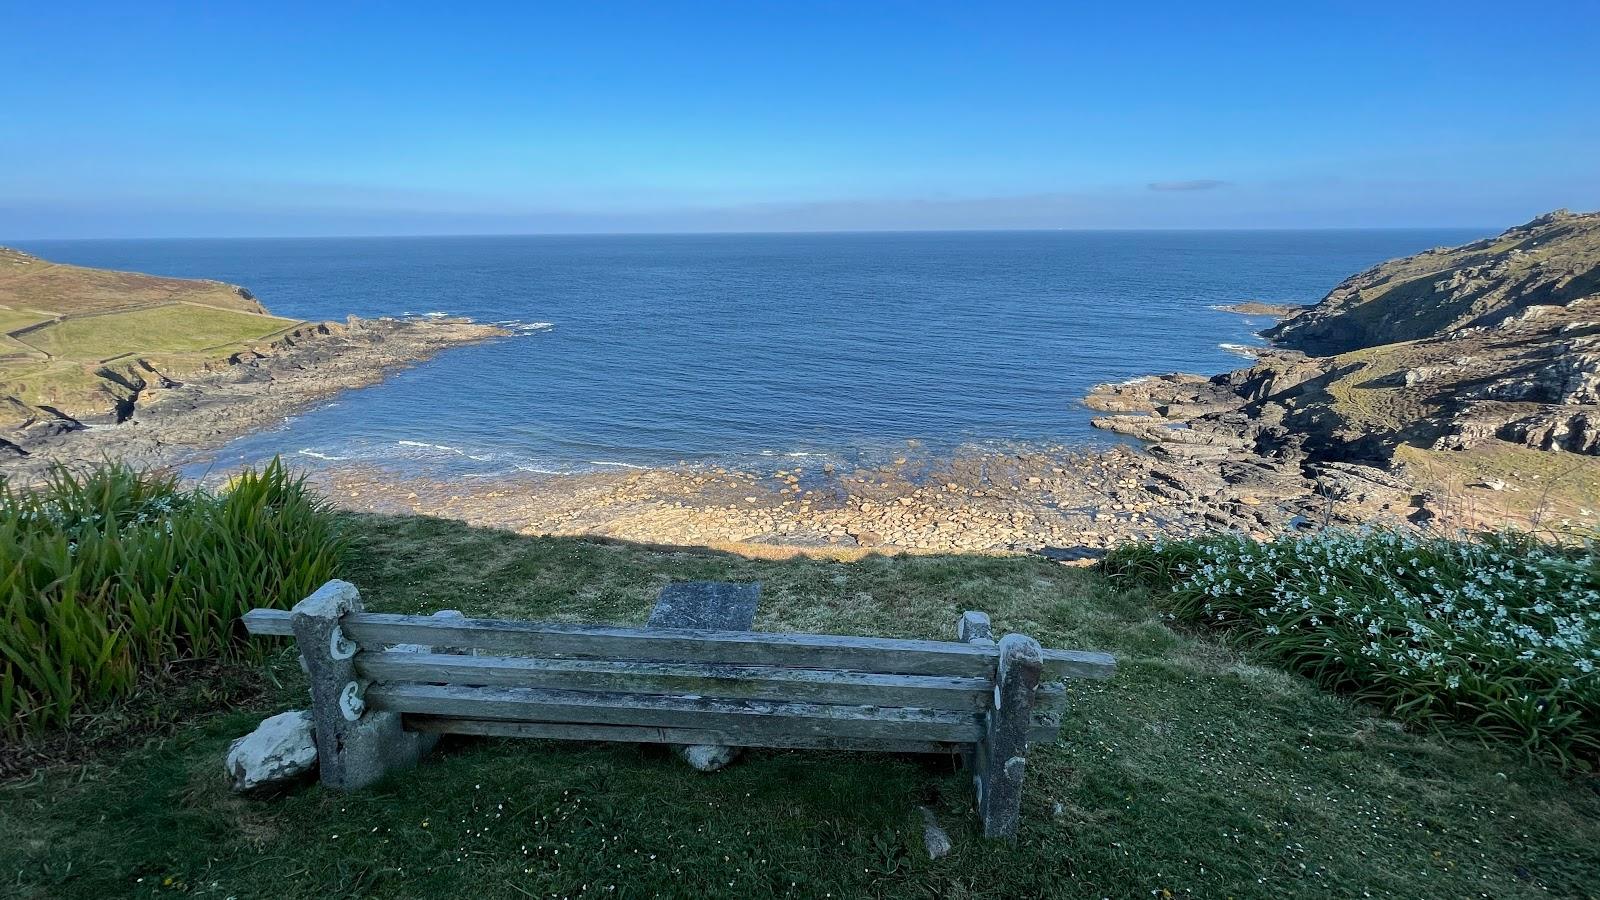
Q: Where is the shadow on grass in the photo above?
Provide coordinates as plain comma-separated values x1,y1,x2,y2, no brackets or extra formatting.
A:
2,511,1597,899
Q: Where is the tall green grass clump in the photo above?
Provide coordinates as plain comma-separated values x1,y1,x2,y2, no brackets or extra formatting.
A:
1104,528,1600,767
0,459,345,734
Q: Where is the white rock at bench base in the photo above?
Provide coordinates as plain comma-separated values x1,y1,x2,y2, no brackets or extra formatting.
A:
226,710,318,792
677,744,740,772
920,806,952,860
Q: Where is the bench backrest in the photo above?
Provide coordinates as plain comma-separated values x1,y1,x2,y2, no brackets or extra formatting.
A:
242,608,1114,752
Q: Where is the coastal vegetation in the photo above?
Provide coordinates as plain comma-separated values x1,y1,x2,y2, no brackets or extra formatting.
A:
2,473,1597,897
1104,528,1600,767
0,460,344,734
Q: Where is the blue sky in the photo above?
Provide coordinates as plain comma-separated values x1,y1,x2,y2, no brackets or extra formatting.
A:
3,1,1597,238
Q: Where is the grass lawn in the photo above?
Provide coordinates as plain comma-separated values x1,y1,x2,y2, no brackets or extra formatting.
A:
0,361,114,413
0,305,55,334
22,303,295,362
2,512,1596,898
0,335,45,359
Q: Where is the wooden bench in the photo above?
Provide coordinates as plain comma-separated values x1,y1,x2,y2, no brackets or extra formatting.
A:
242,579,1115,839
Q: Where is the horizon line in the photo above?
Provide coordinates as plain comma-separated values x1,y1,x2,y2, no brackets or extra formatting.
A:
5,223,1497,243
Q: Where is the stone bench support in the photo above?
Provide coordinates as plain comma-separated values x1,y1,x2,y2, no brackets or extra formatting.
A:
291,580,435,790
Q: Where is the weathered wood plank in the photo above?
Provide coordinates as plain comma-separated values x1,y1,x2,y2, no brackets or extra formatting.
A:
405,716,1060,746
1041,648,1117,680
404,717,971,753
242,608,293,636
370,683,1064,740
340,613,1115,679
368,682,994,741
357,652,1055,711
345,615,1003,676
245,607,1117,680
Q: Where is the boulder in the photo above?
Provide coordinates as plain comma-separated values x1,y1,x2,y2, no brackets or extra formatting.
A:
678,744,740,772
920,807,953,860
225,710,318,792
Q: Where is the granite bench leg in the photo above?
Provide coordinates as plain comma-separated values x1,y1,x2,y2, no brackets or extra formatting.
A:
291,580,434,791
974,632,1043,841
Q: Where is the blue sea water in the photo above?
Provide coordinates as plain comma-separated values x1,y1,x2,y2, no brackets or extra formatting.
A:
19,230,1477,477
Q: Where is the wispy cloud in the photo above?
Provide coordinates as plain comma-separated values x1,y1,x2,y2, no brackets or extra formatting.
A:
1147,179,1229,192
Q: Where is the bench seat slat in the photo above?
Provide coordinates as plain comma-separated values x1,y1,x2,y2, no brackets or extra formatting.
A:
404,717,1061,749
358,651,1068,711
241,608,294,636
240,608,1117,679
348,615,1004,677
369,683,1000,742
403,718,979,753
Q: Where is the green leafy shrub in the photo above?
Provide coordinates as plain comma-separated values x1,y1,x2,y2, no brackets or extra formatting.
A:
1103,528,1600,767
0,459,345,734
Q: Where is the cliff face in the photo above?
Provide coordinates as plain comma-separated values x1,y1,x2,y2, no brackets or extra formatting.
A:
1265,210,1600,355
1087,210,1600,528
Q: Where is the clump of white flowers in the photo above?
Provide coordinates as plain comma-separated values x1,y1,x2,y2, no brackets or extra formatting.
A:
1105,528,1600,767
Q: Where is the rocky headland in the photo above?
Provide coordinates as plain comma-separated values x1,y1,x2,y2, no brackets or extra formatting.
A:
0,247,505,480
1087,209,1600,532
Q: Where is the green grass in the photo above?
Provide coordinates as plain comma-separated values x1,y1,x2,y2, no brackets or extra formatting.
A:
0,360,115,414
0,306,54,334
22,303,294,361
0,335,44,359
1103,529,1600,768
0,461,346,734
2,513,1597,898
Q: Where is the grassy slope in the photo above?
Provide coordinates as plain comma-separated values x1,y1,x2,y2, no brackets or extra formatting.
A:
23,304,294,362
0,306,55,334
1396,443,1600,528
0,247,300,419
0,248,265,317
2,514,1596,899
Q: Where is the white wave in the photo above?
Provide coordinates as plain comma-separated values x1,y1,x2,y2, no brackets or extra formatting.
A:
491,320,555,335
297,449,349,461
588,460,650,470
513,464,563,475
396,440,465,454
1219,343,1264,359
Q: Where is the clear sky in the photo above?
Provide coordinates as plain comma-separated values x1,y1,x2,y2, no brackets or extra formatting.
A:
3,1,1598,238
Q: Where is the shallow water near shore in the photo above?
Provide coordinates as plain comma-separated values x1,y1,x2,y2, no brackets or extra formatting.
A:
21,229,1475,477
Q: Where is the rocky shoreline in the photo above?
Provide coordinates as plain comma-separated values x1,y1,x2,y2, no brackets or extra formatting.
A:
292,210,1600,554
1,316,506,482
11,210,1597,551
283,437,1415,561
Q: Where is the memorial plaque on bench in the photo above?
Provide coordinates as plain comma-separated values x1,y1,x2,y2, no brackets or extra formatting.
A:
648,581,761,771
648,581,761,631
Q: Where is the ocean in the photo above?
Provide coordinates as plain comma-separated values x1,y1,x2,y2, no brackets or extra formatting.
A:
19,229,1477,477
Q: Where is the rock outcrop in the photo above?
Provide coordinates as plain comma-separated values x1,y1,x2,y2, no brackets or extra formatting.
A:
1265,209,1600,354
1088,209,1600,530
